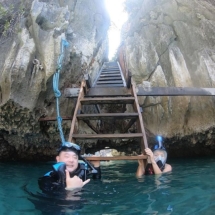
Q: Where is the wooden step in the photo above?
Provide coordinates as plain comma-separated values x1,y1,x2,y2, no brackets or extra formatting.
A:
101,71,121,75
72,133,143,139
96,80,123,84
102,66,119,69
80,97,135,105
95,84,124,87
85,155,147,161
77,113,138,120
101,69,120,72
98,77,122,81
39,116,73,121
99,74,121,78
86,87,131,97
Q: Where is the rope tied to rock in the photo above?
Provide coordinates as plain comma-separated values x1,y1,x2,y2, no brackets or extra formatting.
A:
53,39,69,145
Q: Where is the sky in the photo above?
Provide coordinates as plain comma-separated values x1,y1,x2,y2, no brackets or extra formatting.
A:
105,0,128,60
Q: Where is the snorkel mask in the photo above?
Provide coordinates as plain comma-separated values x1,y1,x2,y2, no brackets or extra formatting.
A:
153,136,167,170
57,141,81,156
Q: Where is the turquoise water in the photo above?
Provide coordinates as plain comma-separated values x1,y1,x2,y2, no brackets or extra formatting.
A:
0,158,215,215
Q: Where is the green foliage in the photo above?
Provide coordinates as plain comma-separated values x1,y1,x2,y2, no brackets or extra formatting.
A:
0,4,7,17
0,1,25,44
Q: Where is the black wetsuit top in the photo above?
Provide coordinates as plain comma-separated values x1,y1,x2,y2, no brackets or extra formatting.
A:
145,160,165,175
38,162,101,194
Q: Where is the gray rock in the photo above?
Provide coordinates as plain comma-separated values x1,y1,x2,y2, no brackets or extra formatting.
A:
0,0,109,160
122,0,215,154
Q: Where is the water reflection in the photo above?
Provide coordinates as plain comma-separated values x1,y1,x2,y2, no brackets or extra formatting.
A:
7,158,214,215
136,172,173,214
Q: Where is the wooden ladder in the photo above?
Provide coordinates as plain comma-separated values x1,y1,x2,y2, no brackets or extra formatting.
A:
68,62,148,161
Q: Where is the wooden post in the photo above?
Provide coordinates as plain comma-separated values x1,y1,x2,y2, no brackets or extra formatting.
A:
127,71,132,89
68,81,86,142
131,82,148,153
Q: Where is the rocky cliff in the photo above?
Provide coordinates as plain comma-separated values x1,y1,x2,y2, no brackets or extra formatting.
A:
0,0,109,160
1,0,215,160
122,0,215,156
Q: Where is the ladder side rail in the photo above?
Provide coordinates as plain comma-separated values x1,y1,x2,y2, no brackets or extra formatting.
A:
92,63,105,87
131,82,148,153
117,61,127,87
68,80,86,142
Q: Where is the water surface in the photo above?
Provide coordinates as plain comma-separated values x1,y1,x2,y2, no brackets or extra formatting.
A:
1,158,215,215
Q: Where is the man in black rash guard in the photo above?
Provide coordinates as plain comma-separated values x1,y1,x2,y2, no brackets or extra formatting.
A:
38,142,101,193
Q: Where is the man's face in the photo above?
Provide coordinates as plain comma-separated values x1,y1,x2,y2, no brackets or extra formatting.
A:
56,151,79,172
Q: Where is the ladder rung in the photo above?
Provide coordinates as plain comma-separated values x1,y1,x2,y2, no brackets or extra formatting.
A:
102,67,119,70
77,113,138,120
101,71,120,74
96,80,123,84
95,84,125,87
80,97,135,105
73,133,143,139
84,155,147,161
100,74,121,77
39,116,73,121
98,77,122,81
102,70,120,72
87,87,131,96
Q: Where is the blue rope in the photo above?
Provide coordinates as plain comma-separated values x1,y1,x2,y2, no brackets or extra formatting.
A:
53,39,69,145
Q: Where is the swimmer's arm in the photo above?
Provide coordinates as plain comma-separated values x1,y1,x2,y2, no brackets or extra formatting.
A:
86,158,101,179
151,160,162,174
136,158,146,177
145,148,162,175
162,164,172,173
38,175,65,193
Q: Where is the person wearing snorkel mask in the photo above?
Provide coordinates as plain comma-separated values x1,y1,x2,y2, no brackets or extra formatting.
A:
136,136,172,177
38,142,101,193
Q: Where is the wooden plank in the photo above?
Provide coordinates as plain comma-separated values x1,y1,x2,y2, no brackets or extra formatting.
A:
92,64,105,87
117,61,126,87
77,113,138,120
64,87,215,98
102,67,119,70
84,155,147,161
98,77,122,81
85,87,131,97
136,87,215,96
96,80,123,84
80,97,135,105
95,84,124,88
68,81,85,142
84,74,91,88
132,83,148,152
64,87,130,97
127,71,132,89
123,118,137,133
82,119,99,134
72,133,143,139
39,116,73,121
101,70,120,72
100,74,121,77
64,88,80,98
101,72,121,75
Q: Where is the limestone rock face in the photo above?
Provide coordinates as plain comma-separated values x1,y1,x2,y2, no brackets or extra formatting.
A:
122,0,215,153
0,0,109,160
